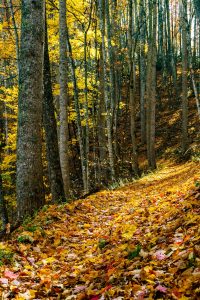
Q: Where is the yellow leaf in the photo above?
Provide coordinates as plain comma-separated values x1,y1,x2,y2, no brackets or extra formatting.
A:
42,257,57,265
54,238,61,246
122,224,137,239
83,224,90,228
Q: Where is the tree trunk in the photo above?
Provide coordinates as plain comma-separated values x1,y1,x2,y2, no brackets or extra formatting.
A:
59,0,70,197
66,25,88,194
16,0,45,219
97,45,107,182
128,0,139,175
83,2,93,193
181,0,189,152
99,0,115,180
0,101,9,230
43,13,65,203
8,0,19,77
146,0,157,170
139,0,146,144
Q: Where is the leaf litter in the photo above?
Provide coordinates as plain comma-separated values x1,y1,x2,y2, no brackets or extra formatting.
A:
0,161,200,299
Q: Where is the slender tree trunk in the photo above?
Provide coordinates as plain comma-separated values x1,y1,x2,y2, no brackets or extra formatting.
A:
181,0,189,152
8,0,19,77
59,0,70,197
146,0,157,170
128,0,139,175
97,45,107,182
99,0,115,180
0,101,9,230
139,0,146,144
83,2,92,193
16,0,45,219
165,0,177,96
43,13,65,203
105,0,115,122
186,15,200,119
66,26,88,194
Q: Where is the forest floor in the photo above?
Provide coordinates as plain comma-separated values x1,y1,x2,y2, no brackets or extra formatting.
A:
0,160,200,300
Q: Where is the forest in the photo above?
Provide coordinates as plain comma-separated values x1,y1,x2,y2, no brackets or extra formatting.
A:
0,0,200,299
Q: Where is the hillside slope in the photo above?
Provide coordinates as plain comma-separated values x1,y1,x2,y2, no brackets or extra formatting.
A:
0,161,200,299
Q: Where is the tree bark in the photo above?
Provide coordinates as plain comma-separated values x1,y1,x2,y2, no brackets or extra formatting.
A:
128,0,139,175
139,0,146,144
66,25,88,194
16,0,45,219
146,0,157,170
99,0,115,180
59,0,70,197
43,12,65,203
0,100,9,230
181,0,189,152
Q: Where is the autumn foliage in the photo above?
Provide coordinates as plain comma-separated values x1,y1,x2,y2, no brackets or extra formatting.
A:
0,161,199,299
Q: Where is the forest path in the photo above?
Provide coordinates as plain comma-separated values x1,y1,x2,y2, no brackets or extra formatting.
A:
0,161,200,299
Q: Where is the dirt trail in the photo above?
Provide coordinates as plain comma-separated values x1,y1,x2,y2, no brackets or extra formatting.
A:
0,161,200,299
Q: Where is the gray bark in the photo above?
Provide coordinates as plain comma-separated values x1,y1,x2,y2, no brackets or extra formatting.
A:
139,0,146,144
16,0,45,219
99,0,115,180
59,0,70,197
128,0,139,175
146,0,157,170
180,0,189,152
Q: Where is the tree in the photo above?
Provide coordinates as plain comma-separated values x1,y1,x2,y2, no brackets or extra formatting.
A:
180,0,189,152
0,99,8,230
139,0,146,144
59,0,70,197
128,0,139,175
43,12,65,203
99,0,115,180
146,0,157,170
16,0,45,219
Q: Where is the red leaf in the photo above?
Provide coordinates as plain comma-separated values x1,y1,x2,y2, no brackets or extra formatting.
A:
4,270,18,279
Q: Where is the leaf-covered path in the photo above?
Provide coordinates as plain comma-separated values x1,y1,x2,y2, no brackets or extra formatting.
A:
0,162,200,299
